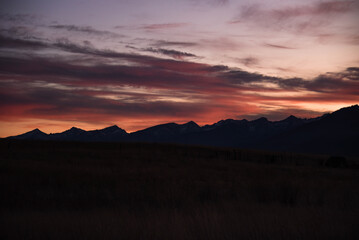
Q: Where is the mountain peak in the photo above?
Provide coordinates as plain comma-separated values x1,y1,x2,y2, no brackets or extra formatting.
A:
180,121,200,133
99,125,127,135
31,128,43,133
283,115,300,122
183,121,199,127
216,119,234,125
27,128,47,136
252,117,268,123
9,128,48,140
65,127,85,133
286,115,297,119
70,126,83,131
104,125,120,130
275,115,303,126
62,127,85,134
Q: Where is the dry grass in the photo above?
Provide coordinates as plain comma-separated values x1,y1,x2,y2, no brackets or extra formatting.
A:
0,140,358,239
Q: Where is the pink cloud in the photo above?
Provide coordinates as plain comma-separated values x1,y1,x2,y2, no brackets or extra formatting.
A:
1,36,358,136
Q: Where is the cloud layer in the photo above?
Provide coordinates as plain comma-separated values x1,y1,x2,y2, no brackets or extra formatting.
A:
1,32,358,136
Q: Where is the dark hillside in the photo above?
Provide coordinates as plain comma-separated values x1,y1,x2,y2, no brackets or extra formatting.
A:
266,105,359,155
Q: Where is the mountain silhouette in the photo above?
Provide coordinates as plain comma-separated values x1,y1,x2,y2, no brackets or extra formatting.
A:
13,128,48,140
46,125,128,142
7,105,359,156
264,105,359,155
128,121,201,142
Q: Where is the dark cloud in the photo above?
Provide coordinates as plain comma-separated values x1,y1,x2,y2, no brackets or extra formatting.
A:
0,78,210,122
237,57,259,67
306,68,359,94
152,40,198,47
49,24,124,38
204,65,229,72
126,45,197,59
277,77,306,89
141,23,189,30
142,47,197,59
221,65,359,94
0,34,197,68
52,38,156,64
0,13,39,24
222,69,279,84
264,43,296,49
346,67,359,76
0,54,216,92
0,26,37,39
0,34,48,49
51,39,208,75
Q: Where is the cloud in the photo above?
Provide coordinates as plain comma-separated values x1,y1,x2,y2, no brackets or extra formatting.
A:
0,13,39,24
207,0,229,6
220,66,359,95
270,1,353,19
0,34,48,49
152,40,198,47
204,65,229,72
222,69,278,85
201,37,242,52
2,37,358,95
49,24,124,38
0,83,207,118
145,48,197,59
1,36,358,133
236,57,260,67
0,25,37,38
141,23,189,30
0,76,212,126
227,20,241,24
264,43,296,49
305,67,359,94
240,1,353,20
190,0,229,6
232,1,355,33
129,46,197,60
2,36,358,95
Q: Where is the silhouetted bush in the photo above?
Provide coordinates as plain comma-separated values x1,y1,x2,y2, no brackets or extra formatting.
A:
325,156,347,168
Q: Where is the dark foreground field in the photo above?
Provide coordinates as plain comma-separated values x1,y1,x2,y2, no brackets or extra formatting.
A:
1,140,358,239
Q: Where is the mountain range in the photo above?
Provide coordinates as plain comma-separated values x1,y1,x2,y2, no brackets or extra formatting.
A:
8,105,359,156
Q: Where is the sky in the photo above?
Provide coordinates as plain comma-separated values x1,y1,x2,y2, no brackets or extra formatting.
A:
0,0,359,137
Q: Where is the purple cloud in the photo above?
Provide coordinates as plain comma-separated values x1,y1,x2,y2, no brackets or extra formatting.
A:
141,23,189,30
49,24,125,38
232,1,355,33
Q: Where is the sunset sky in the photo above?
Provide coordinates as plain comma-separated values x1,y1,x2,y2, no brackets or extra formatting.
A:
0,0,359,137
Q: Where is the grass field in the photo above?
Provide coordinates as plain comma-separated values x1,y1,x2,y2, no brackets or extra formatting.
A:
1,140,358,239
